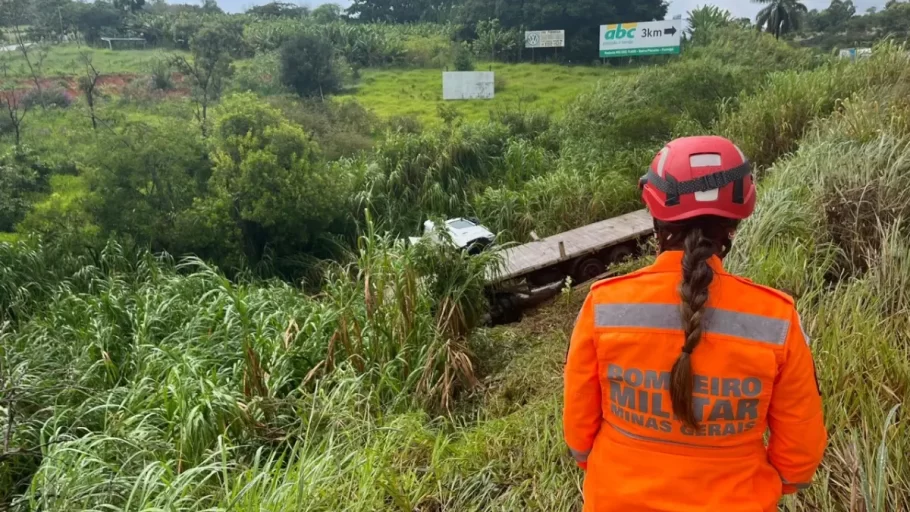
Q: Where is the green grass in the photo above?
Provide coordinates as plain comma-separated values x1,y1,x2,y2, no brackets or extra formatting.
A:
0,44,187,78
338,63,638,125
0,232,18,243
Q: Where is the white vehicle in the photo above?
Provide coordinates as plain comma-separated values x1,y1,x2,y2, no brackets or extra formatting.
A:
409,217,496,255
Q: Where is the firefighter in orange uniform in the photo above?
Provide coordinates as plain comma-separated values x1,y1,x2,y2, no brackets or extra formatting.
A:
563,136,827,511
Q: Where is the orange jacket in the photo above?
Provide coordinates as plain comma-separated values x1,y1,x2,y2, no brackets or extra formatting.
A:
564,251,827,512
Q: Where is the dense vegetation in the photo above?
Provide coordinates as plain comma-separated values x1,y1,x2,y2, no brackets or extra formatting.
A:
2,1,910,510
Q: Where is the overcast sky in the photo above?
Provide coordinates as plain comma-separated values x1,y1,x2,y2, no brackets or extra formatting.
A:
668,0,887,19
212,0,890,18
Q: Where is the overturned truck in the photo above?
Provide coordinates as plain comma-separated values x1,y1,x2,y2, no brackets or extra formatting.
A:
409,209,654,325
484,209,654,324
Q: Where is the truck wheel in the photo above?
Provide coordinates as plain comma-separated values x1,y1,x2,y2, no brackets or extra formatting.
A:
573,257,606,283
495,295,523,325
609,245,633,263
465,238,492,256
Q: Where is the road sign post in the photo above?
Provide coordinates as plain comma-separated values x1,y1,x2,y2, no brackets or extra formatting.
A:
599,20,683,58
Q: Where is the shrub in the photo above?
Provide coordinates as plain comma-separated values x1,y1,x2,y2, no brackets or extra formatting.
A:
149,58,174,91
562,57,745,150
20,88,72,109
436,102,462,126
490,108,553,144
267,96,377,160
118,76,162,104
83,121,210,254
0,149,52,231
453,41,474,71
686,25,816,78
403,34,451,67
717,44,910,168
279,31,343,98
388,115,423,134
230,51,287,95
205,93,352,266
494,73,507,92
474,147,647,241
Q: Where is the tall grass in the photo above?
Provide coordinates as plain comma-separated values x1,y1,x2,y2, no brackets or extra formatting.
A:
726,70,910,509
0,223,496,509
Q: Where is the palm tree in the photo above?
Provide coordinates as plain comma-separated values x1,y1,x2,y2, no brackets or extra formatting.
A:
754,0,809,39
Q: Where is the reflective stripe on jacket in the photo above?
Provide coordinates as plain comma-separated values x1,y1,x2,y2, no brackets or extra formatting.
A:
564,251,827,512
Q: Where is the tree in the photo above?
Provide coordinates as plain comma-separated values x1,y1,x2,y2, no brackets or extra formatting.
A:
77,52,101,130
473,19,522,63
113,0,145,13
204,93,348,267
26,0,78,42
686,5,734,45
73,1,124,45
311,3,342,23
807,0,856,31
452,41,474,70
754,0,809,38
278,32,342,99
172,22,241,136
346,0,447,23
0,148,52,231
200,0,222,14
1,0,50,109
246,2,308,17
85,121,209,252
1,89,29,147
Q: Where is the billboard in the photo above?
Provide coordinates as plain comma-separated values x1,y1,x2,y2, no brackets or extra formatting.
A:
599,20,683,58
839,48,872,61
443,72,495,100
525,30,565,48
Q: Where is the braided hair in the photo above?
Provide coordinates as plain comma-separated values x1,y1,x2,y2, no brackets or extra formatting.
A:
656,217,739,428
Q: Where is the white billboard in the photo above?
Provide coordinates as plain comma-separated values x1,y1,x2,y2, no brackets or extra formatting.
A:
839,48,871,60
599,20,682,58
442,71,495,100
525,30,565,48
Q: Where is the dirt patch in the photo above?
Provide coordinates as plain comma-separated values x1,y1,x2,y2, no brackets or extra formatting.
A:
1,73,190,98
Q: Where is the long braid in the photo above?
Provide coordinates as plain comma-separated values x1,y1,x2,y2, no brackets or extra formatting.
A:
670,227,717,428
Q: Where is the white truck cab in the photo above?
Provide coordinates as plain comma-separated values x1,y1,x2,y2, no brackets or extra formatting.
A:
409,217,496,255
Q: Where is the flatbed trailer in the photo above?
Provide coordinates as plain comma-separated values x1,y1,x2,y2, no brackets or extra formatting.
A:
485,209,654,324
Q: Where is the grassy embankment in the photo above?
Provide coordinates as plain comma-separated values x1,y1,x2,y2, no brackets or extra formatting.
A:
339,63,634,125
0,45,182,77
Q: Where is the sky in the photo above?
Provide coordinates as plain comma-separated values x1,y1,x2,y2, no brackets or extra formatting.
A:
210,0,890,18
667,0,888,19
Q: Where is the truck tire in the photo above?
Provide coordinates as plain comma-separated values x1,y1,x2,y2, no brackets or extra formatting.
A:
495,295,523,324
609,245,633,263
573,257,606,283
465,238,493,256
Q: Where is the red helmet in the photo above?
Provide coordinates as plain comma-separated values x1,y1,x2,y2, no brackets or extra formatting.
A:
639,136,756,222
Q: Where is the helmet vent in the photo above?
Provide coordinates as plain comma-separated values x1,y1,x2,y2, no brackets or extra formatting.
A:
656,148,670,177
690,153,722,202
690,153,722,167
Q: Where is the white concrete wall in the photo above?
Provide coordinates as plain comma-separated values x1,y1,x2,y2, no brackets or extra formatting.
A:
442,72,495,101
